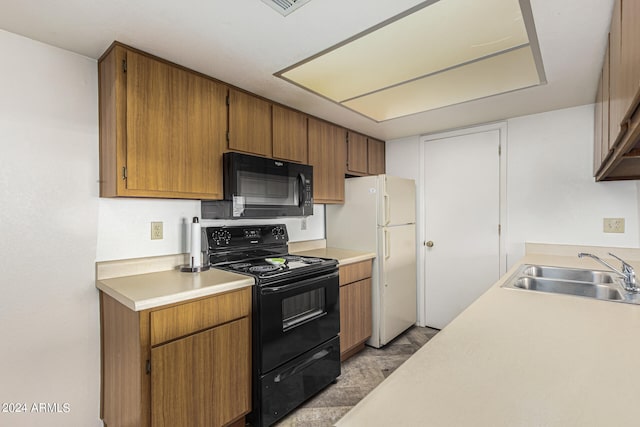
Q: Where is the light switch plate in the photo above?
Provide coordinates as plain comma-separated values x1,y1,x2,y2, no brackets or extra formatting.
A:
603,218,625,233
151,222,163,240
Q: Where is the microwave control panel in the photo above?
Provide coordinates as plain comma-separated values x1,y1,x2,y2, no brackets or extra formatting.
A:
304,178,312,207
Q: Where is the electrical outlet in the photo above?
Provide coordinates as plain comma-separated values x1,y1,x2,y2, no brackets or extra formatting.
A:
151,222,163,240
603,218,625,233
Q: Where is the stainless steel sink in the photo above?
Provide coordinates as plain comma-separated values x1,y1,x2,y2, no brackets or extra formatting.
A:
502,264,640,305
513,277,623,300
520,265,615,284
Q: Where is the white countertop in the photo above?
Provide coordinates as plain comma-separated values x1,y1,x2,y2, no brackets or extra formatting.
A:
96,246,373,312
290,247,375,266
97,268,254,311
336,253,640,426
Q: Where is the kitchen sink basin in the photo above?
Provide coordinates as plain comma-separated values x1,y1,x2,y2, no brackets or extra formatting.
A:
502,264,640,305
513,277,623,300
520,265,615,284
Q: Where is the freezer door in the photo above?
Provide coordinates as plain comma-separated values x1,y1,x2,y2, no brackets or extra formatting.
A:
378,224,417,346
379,175,416,226
326,175,379,252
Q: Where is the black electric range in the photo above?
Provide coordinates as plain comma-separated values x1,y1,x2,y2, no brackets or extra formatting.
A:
204,224,341,427
206,224,337,283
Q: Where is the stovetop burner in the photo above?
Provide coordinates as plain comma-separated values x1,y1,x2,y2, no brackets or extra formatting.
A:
249,265,283,273
205,224,338,283
230,262,252,270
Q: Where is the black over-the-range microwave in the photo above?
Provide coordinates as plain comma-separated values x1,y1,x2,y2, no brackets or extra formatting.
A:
201,152,313,219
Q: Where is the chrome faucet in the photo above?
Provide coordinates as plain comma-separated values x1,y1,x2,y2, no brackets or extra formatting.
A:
578,252,640,293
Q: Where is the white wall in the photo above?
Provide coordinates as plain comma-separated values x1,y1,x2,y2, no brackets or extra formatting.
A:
0,30,101,426
0,29,326,427
387,104,640,283
96,198,325,261
506,105,639,265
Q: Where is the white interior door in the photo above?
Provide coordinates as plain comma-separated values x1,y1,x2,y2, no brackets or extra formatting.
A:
423,129,502,329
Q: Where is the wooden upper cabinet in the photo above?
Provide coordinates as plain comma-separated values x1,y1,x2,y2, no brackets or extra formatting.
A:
228,89,272,157
272,105,308,163
346,132,368,175
594,71,604,176
367,138,385,175
603,37,611,159
308,118,346,204
595,0,640,180
99,44,227,199
622,0,640,120
609,0,623,149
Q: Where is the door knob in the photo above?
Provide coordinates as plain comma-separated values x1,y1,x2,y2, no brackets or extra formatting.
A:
425,241,434,247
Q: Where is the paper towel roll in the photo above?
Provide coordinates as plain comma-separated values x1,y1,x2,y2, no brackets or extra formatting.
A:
190,217,201,268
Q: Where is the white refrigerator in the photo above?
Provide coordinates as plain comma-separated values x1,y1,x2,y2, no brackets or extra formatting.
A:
326,175,417,348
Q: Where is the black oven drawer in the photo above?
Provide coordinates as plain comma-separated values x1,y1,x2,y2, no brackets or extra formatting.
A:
259,336,340,427
258,270,340,373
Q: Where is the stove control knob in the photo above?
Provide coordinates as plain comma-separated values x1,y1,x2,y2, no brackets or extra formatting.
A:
272,227,285,239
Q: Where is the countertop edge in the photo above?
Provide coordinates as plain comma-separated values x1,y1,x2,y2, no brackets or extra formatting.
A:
335,251,640,427
290,247,376,266
96,276,254,311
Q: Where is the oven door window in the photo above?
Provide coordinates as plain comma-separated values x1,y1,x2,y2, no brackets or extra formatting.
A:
237,170,299,207
281,288,326,331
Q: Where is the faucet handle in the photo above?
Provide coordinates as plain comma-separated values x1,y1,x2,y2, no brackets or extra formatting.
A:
608,252,637,287
608,252,633,270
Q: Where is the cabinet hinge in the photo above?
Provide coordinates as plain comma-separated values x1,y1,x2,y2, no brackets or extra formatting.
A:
226,94,229,106
498,224,501,235
122,59,127,73
146,360,151,374
498,145,501,156
122,166,127,180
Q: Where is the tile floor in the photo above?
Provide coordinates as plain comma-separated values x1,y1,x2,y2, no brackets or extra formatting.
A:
274,326,439,427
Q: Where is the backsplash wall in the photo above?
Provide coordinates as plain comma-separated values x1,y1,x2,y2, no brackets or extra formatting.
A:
96,198,325,261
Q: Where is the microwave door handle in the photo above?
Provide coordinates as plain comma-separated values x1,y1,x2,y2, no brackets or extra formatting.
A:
298,173,306,207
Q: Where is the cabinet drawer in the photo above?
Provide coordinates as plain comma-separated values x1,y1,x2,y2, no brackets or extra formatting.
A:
339,260,372,286
150,287,251,346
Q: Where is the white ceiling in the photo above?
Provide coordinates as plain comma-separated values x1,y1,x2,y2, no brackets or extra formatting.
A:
0,0,613,141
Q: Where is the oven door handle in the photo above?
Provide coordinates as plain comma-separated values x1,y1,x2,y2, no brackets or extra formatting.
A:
273,348,331,383
260,271,338,295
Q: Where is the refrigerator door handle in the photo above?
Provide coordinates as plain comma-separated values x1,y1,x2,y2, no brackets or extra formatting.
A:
384,194,390,225
385,229,391,259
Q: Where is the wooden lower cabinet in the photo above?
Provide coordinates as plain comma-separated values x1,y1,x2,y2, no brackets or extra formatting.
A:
339,260,373,361
151,318,250,427
100,287,251,427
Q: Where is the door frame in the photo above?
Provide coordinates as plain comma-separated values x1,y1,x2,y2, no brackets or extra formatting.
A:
416,122,508,327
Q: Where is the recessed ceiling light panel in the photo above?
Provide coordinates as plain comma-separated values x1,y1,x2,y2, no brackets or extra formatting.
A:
276,0,545,121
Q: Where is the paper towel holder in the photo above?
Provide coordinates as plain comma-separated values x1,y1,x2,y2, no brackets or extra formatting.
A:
181,217,210,273
180,261,210,273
